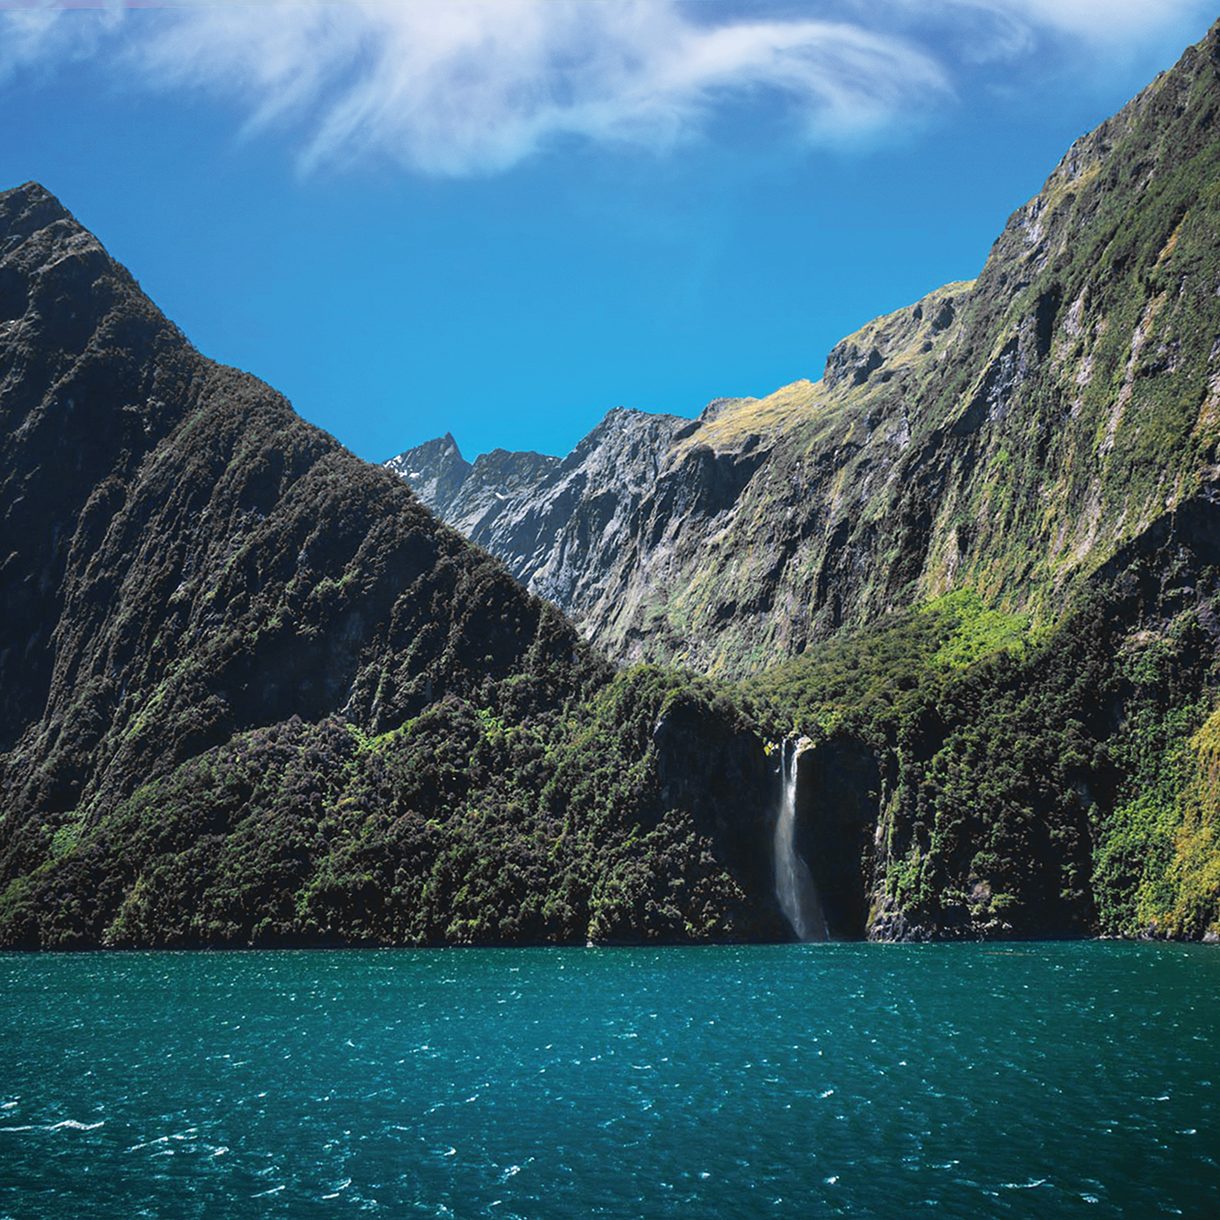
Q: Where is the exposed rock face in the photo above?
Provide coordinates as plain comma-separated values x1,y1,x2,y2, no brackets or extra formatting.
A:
389,407,692,621
383,433,474,510
394,23,1220,678
794,737,881,940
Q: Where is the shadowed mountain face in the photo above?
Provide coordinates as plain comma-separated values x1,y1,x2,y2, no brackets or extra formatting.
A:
0,182,594,813
0,183,797,949
394,25,1220,679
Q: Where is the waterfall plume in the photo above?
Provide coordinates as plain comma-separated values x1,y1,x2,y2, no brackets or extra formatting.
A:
773,738,828,942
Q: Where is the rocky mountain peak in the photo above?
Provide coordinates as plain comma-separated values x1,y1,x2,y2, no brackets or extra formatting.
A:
1,181,72,235
821,281,970,392
384,432,473,512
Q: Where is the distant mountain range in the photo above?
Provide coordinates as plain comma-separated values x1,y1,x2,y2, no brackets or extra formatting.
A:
393,29,1220,680
2,21,1219,947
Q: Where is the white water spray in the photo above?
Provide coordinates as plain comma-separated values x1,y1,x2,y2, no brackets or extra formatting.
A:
773,738,828,942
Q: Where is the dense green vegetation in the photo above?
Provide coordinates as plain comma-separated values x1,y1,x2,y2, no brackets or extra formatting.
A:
0,667,783,948
5,545,1214,948
1159,708,1220,937
746,564,1220,940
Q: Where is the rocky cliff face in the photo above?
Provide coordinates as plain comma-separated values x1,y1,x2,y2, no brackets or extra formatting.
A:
395,24,1220,679
388,407,694,621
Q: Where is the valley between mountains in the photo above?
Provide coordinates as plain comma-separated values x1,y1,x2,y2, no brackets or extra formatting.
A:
2,24,1220,948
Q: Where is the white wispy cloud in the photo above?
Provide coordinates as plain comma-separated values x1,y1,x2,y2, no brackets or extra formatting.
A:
0,0,1212,175
0,2,120,82
966,0,1208,40
126,1,950,175
887,0,1212,61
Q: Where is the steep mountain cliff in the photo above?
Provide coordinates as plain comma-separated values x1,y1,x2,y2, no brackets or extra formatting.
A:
396,25,1220,680
0,182,789,948
389,407,693,621
0,182,593,811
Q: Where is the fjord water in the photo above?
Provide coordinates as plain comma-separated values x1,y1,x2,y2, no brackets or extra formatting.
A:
1,946,1217,1218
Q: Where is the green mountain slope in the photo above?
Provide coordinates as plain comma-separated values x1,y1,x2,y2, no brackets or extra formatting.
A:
0,183,786,948
3,19,1220,948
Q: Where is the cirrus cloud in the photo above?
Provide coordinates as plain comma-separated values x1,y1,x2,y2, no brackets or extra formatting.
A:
128,1,951,175
0,0,1213,176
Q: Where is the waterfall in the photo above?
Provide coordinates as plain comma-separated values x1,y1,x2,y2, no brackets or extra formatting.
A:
773,738,829,942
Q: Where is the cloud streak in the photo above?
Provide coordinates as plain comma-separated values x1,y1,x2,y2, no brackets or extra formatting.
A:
0,0,1212,175
963,0,1207,40
884,0,1212,62
126,1,950,175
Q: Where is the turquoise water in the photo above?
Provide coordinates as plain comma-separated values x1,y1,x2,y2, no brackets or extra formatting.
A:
1,944,1217,1217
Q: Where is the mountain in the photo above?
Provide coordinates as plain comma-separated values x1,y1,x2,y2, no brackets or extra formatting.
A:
395,26,1220,680
0,182,788,948
385,433,561,533
3,20,1220,949
0,182,594,809
389,407,695,624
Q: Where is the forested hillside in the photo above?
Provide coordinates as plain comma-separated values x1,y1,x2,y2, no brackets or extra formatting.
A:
0,183,787,947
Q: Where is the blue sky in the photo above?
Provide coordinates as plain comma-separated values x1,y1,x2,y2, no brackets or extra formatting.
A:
0,1,1214,462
